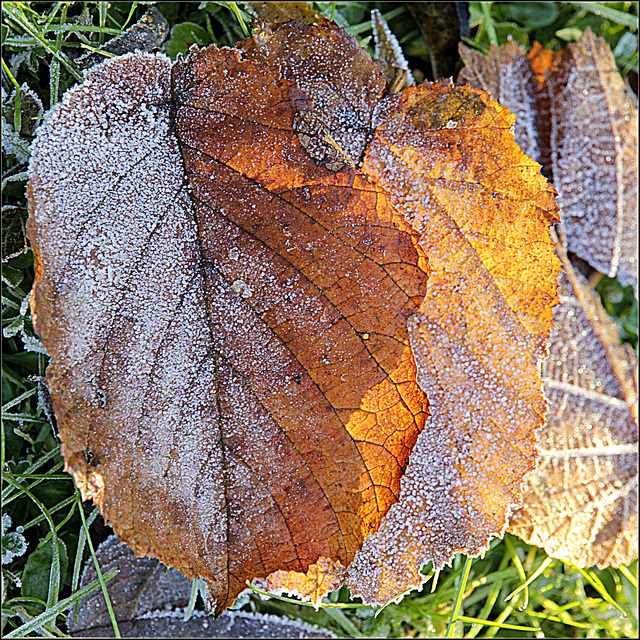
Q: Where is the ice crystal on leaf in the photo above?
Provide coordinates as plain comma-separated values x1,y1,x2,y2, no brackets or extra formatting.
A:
27,21,560,613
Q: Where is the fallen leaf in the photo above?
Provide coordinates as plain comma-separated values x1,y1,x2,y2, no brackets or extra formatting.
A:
244,1,325,26
508,238,638,569
346,79,560,604
69,536,335,638
544,29,638,293
75,6,168,69
27,20,559,613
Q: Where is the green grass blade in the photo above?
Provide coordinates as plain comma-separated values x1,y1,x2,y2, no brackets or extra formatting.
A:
505,555,554,602
618,564,638,589
574,566,627,616
2,475,61,607
568,2,639,28
3,3,83,81
445,556,473,638
504,535,529,609
4,569,118,638
76,491,121,638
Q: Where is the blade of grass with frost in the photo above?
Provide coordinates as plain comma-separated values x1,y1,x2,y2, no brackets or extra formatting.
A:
21,494,76,532
569,2,639,28
1,57,22,133
3,476,61,607
71,505,100,593
2,4,83,81
4,570,118,639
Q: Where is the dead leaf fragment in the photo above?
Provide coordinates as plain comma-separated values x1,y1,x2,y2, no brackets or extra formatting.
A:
508,242,638,569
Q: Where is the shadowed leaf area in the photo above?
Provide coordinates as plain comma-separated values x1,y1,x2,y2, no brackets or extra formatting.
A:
27,20,560,614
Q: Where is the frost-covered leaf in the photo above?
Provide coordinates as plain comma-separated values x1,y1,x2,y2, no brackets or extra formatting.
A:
545,28,638,293
346,79,560,604
27,20,559,614
244,1,325,25
75,6,168,69
508,241,638,569
69,536,334,638
28,46,429,614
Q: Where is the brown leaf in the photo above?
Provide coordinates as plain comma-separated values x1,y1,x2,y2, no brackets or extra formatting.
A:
458,31,638,292
508,240,638,569
28,45,429,614
27,21,560,613
244,1,325,26
545,28,638,292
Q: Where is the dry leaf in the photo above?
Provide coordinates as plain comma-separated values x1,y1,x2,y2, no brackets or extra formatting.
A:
346,79,559,604
27,21,559,613
508,241,638,569
545,29,638,293
244,1,325,26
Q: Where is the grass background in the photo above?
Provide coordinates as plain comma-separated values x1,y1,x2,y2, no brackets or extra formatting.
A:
2,1,638,637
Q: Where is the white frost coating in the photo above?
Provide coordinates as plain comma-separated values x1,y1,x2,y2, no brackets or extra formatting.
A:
28,51,229,588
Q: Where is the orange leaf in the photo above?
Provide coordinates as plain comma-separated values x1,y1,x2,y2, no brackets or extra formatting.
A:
345,81,560,603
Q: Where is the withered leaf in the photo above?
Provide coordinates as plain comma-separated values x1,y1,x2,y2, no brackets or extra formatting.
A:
28,20,559,613
69,536,335,638
244,1,325,26
545,29,638,293
28,45,429,614
509,240,638,569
